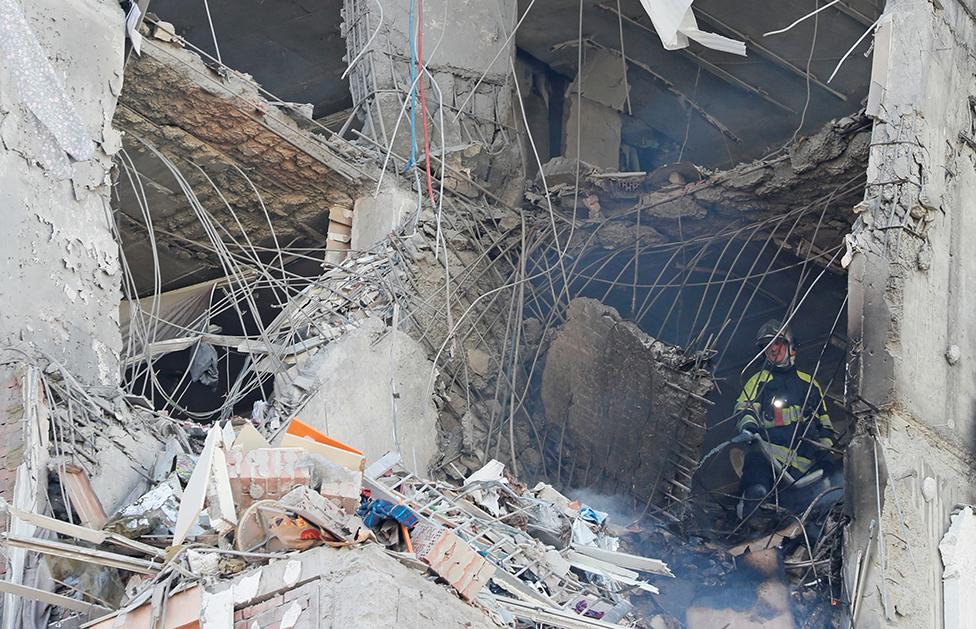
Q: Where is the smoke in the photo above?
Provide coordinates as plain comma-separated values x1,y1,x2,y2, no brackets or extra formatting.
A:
566,487,642,526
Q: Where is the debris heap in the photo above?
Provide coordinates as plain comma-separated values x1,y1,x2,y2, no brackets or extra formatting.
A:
0,357,676,628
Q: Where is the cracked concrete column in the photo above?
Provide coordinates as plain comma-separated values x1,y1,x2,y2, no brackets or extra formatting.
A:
845,1,976,626
342,0,521,199
563,49,629,171
0,0,126,386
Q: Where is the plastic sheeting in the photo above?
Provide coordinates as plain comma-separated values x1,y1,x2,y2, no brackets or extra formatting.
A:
638,0,746,56
119,280,220,363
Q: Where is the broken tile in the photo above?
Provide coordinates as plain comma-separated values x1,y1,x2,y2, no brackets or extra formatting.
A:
409,522,495,601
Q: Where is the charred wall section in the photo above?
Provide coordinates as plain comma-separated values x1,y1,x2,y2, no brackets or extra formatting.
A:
539,298,712,515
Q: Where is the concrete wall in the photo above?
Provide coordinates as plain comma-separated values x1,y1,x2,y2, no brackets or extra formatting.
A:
0,0,125,385
276,318,440,475
846,0,976,626
350,184,416,252
539,298,712,508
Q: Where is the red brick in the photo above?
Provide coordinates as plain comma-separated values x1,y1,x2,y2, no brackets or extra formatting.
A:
226,448,312,509
410,523,495,601
283,589,308,603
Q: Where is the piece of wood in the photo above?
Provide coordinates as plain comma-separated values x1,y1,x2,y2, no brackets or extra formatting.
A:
570,544,673,577
565,550,640,581
281,434,364,472
84,584,202,629
4,534,160,574
0,580,112,616
490,594,625,629
286,419,364,455
7,505,164,558
8,504,106,545
173,426,221,546
207,445,237,531
61,465,109,529
364,451,401,480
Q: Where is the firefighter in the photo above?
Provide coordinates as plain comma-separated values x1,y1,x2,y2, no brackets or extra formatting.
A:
735,319,837,518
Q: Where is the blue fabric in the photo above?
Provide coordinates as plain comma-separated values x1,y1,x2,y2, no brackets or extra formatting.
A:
579,505,608,525
357,499,419,529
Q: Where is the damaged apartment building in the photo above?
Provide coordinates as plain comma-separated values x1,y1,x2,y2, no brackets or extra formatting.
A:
1,0,975,627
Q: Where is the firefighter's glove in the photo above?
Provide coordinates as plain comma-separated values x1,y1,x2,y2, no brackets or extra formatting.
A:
737,417,760,443
738,426,759,444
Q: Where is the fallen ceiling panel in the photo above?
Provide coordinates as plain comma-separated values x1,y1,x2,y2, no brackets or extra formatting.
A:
113,34,371,293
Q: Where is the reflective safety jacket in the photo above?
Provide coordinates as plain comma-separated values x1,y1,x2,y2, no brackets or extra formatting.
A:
735,367,834,474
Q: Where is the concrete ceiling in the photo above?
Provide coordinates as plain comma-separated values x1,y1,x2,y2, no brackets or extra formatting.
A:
123,0,878,295
148,0,879,167
517,0,880,166
149,0,351,117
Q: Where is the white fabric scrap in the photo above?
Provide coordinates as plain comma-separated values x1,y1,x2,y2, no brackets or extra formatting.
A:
638,0,746,56
571,518,599,547
187,549,221,577
464,459,507,516
464,459,507,486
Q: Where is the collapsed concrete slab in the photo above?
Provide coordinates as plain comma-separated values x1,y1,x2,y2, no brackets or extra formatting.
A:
276,318,440,476
113,33,371,290
88,544,500,629
549,114,872,264
539,298,712,515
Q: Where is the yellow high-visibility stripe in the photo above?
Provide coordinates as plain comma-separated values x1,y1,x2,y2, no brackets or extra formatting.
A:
765,441,814,473
737,370,773,404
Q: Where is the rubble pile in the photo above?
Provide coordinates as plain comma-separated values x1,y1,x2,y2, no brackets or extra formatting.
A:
0,358,680,628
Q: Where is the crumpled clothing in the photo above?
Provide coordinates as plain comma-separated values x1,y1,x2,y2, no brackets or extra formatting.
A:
357,499,418,529
189,342,219,387
579,505,608,525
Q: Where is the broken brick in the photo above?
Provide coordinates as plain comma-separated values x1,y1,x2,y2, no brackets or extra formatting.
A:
410,522,495,601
